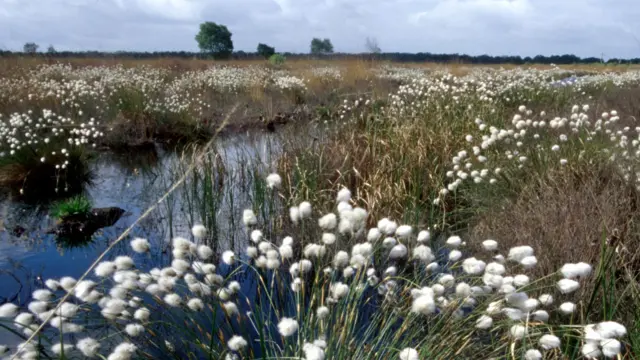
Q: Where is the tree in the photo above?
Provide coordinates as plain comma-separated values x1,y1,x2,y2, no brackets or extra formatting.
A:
257,43,275,59
310,38,334,55
195,22,233,59
23,42,39,54
365,37,381,54
47,45,56,54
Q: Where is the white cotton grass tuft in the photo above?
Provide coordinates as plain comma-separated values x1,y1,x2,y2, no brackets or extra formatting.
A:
191,224,207,238
601,338,622,358
227,335,248,351
289,207,301,224
559,302,576,314
0,303,19,318
539,334,561,350
318,213,338,230
336,187,351,203
507,246,534,262
163,293,181,307
303,342,325,360
538,294,554,306
448,250,462,262
395,225,412,238
520,256,537,269
445,235,462,248
277,317,299,337
417,230,430,243
389,244,408,260
266,173,282,189
595,321,627,338
222,251,236,265
582,341,602,358
524,349,542,360
77,337,101,358
130,238,150,253
316,306,330,319
557,279,580,294
107,342,137,360
509,324,528,339
45,279,60,291
250,230,263,243
114,256,134,270
242,209,258,227
299,201,312,218
475,315,493,329
399,347,419,360
32,289,54,302
411,293,436,315
125,323,144,337
134,308,150,322
187,298,204,312
560,262,592,278
60,276,77,291
482,239,498,251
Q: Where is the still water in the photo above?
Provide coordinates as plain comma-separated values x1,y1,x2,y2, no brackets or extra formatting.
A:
0,131,281,348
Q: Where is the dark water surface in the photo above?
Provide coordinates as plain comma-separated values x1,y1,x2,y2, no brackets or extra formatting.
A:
0,132,281,348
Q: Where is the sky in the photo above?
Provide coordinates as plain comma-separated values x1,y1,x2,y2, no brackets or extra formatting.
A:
1,0,640,58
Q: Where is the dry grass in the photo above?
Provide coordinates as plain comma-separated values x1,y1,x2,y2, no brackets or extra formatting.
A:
469,162,640,277
277,100,485,228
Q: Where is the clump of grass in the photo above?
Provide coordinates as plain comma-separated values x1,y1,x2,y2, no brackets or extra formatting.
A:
50,195,92,220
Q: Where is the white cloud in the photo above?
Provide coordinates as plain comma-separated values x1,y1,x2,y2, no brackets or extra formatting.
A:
0,0,638,57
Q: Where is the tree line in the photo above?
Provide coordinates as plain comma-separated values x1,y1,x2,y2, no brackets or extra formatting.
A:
5,21,639,65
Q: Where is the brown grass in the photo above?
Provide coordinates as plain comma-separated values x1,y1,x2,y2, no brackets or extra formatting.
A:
469,162,640,277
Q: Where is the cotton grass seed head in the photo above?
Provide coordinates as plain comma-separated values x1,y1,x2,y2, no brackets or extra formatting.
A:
191,224,207,238
277,317,298,337
399,347,419,360
130,238,150,253
539,334,561,350
228,335,248,351
524,349,542,360
266,173,282,189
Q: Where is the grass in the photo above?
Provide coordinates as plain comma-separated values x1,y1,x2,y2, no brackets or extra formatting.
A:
50,195,92,220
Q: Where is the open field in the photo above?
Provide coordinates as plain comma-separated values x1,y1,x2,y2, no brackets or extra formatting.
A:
0,58,639,359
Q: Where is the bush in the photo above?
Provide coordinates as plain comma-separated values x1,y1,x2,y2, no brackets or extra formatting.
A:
269,54,286,66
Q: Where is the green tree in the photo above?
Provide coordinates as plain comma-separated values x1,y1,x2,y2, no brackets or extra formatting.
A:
310,38,334,55
257,43,275,59
195,22,233,59
47,45,56,54
23,42,39,54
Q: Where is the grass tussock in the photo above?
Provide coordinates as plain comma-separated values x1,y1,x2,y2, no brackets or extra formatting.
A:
50,195,92,220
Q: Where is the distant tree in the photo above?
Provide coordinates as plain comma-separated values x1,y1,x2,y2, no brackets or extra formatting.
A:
310,38,334,55
257,43,276,59
47,45,56,54
365,37,381,54
195,22,233,59
23,42,39,54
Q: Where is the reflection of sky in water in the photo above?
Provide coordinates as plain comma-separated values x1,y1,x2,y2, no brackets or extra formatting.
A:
0,132,281,347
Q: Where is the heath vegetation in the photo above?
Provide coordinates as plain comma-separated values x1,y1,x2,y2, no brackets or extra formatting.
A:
0,57,640,360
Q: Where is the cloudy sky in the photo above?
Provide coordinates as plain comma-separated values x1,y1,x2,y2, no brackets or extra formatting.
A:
1,0,639,58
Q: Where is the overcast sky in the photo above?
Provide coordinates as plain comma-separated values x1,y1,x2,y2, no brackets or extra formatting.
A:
1,0,639,58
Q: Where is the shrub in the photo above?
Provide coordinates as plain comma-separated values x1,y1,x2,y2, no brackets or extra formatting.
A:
269,53,286,66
